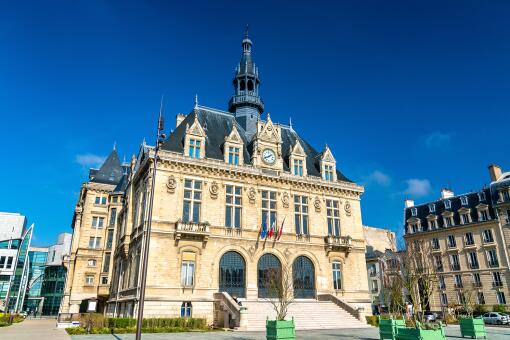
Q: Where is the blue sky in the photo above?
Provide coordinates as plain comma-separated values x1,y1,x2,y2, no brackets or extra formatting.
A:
1,1,509,246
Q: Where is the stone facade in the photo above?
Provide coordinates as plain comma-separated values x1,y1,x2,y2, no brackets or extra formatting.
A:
403,164,510,311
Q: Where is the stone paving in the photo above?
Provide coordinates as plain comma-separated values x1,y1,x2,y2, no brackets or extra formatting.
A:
68,325,510,340
0,318,70,340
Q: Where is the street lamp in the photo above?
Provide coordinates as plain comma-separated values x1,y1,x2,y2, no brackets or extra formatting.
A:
135,99,166,340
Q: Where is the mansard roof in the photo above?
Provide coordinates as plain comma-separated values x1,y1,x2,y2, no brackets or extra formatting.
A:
403,188,495,233
161,105,352,182
89,149,125,185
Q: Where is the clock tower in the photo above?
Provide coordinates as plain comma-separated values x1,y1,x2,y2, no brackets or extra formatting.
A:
251,113,283,172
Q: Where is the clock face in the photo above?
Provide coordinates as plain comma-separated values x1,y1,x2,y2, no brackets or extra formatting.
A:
262,149,276,165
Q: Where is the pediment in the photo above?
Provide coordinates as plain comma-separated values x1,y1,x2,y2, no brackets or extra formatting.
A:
225,124,243,144
186,114,206,137
426,214,438,220
258,114,280,143
321,145,336,163
290,140,306,157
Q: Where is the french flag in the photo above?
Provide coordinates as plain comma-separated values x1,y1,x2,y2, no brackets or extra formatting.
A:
261,220,267,239
268,220,275,239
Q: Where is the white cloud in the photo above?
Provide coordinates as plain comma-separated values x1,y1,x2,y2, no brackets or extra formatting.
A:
403,178,431,197
75,154,106,168
364,170,391,186
424,131,452,149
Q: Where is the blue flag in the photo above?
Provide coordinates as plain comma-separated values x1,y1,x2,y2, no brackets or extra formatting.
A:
261,220,267,239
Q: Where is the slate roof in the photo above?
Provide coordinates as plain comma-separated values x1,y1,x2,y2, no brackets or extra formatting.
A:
88,149,126,186
489,173,510,204
161,106,352,182
403,188,495,234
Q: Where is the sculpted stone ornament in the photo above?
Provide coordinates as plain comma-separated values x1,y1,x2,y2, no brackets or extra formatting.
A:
248,187,256,204
344,201,352,216
166,175,177,194
282,192,290,208
210,181,219,199
314,196,321,212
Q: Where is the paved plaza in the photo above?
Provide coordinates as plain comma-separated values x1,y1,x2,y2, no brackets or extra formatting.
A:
2,319,510,340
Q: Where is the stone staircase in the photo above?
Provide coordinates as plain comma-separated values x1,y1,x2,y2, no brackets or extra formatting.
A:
241,299,370,331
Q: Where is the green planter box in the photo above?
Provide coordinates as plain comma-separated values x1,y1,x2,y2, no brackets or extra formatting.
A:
395,322,445,340
379,319,406,340
459,317,487,339
266,319,296,340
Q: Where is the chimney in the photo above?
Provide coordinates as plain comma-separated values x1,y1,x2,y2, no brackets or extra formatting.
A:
441,188,454,199
488,164,502,182
404,199,415,208
176,113,186,128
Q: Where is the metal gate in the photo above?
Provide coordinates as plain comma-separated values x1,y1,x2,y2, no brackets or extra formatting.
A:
219,251,246,298
257,254,281,298
293,256,315,298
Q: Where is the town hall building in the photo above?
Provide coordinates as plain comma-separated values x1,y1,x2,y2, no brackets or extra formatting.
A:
60,32,371,330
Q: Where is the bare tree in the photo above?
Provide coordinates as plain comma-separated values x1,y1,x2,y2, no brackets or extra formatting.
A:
261,266,294,321
381,258,406,318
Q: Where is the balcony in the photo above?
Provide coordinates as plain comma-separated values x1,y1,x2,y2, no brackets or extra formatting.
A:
324,235,353,255
469,263,479,270
174,220,210,248
464,242,476,249
228,94,264,111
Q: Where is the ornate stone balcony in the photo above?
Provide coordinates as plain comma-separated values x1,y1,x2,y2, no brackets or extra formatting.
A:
324,235,353,255
174,220,210,248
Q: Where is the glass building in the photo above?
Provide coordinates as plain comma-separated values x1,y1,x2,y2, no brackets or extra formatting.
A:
41,265,66,315
23,248,48,314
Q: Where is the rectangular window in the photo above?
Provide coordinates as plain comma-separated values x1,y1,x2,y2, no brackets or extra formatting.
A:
261,190,277,230
477,292,485,305
181,302,192,317
88,259,96,267
473,273,482,287
411,207,417,216
438,275,446,289
429,219,437,230
461,213,470,224
468,251,479,269
101,277,108,285
429,204,436,213
95,196,107,204
450,254,460,271
225,185,242,229
445,216,454,227
188,139,201,158
6,257,13,269
496,292,506,304
434,255,443,272
106,229,114,249
482,229,494,243
478,191,486,201
454,274,463,288
181,261,195,287
457,291,465,304
440,293,448,305
503,191,510,202
293,159,303,176
326,199,341,236
228,146,240,165
102,253,111,273
294,195,309,235
492,271,503,287
444,200,451,209
91,216,104,229
85,275,94,285
461,196,468,205
182,179,202,223
447,235,456,248
372,280,378,293
88,236,102,249
465,232,474,245
487,249,499,268
109,208,117,226
479,210,489,221
324,164,334,181
431,238,440,250
332,262,342,290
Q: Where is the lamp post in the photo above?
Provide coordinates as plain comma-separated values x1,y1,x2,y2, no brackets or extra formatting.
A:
135,101,166,340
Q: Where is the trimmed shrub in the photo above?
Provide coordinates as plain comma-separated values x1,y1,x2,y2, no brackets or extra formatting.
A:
66,327,88,335
493,304,506,313
365,315,379,327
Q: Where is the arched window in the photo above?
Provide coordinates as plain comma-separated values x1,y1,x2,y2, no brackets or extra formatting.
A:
240,80,246,91
293,256,315,298
219,251,246,298
332,261,342,290
247,80,254,91
257,254,281,298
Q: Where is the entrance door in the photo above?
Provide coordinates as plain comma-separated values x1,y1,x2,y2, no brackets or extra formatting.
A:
293,256,315,298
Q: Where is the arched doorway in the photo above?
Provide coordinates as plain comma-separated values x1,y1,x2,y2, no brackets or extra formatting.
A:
257,254,281,298
219,251,246,298
293,256,315,298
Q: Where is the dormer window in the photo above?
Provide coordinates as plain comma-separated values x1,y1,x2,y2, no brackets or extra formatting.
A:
429,204,436,213
228,146,240,165
188,139,201,158
444,200,451,209
460,196,468,206
478,192,486,201
293,159,303,176
502,190,510,202
324,164,334,181
411,208,417,217
461,212,471,224
444,216,454,227
479,209,489,222
428,219,438,230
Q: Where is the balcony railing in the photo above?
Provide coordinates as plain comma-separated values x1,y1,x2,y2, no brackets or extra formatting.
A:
488,260,499,268
175,220,210,247
324,235,353,254
469,263,479,269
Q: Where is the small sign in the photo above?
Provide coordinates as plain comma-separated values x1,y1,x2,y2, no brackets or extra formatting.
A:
87,299,97,312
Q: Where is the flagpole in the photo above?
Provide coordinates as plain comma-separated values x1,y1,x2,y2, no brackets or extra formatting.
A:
135,98,166,340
